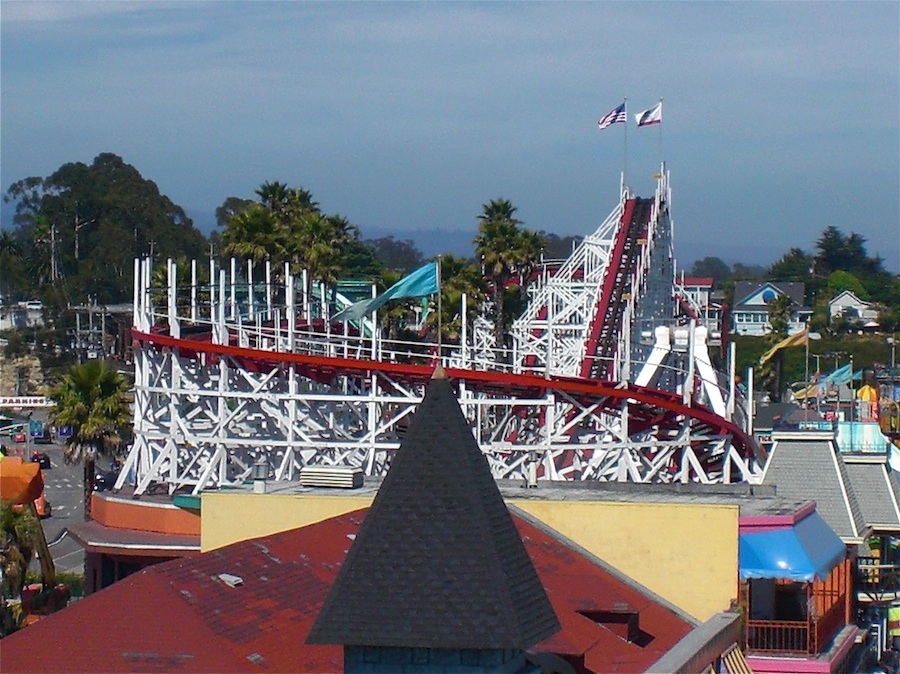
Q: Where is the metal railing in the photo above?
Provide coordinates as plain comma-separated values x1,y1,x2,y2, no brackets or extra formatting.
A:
745,597,846,655
857,556,900,599
745,620,809,654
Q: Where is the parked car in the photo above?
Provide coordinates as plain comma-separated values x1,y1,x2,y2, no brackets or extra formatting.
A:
12,432,26,443
30,451,51,469
94,463,120,492
34,429,53,445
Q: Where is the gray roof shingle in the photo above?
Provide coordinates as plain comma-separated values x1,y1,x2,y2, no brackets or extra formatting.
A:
307,372,560,650
733,281,806,308
845,461,900,530
761,435,866,541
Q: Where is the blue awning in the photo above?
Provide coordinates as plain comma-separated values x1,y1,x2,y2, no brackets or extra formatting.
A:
740,511,846,582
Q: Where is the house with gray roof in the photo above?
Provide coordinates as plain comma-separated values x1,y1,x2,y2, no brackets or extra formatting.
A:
828,290,879,326
731,281,811,336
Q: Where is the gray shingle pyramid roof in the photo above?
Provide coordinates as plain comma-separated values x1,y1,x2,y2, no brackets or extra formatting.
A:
307,370,560,650
761,434,867,541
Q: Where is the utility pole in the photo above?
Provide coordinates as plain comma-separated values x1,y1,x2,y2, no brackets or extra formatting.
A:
49,222,59,281
74,215,97,260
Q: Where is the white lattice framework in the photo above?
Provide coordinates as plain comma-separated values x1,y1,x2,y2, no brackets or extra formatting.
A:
509,167,674,381
121,170,762,496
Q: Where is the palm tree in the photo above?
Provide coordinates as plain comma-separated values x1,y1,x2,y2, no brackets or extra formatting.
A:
511,229,545,303
285,186,320,216
426,255,486,345
291,212,354,292
474,198,542,358
255,180,291,214
220,205,285,268
50,360,131,520
758,294,795,402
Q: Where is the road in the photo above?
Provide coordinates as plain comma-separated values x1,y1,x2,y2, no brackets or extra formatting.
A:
15,434,87,577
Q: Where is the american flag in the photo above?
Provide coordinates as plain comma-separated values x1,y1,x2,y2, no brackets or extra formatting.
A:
598,102,627,130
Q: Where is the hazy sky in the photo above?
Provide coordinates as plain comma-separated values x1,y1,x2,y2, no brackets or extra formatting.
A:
2,1,898,272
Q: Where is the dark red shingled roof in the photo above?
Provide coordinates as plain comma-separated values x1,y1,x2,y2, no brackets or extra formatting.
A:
680,277,714,287
3,507,693,674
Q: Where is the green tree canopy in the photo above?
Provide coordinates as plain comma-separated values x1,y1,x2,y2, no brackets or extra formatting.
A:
473,198,544,356
4,153,206,305
365,236,425,273
768,248,813,281
217,182,376,290
689,256,731,285
826,270,869,301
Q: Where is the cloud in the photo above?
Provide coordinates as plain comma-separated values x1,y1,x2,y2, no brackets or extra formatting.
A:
1,0,156,23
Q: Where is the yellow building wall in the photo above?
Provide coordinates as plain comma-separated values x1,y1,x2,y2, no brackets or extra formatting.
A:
201,492,373,552
511,500,739,622
200,491,737,622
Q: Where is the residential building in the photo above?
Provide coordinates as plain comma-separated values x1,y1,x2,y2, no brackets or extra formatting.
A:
674,275,723,337
731,282,811,336
828,290,880,327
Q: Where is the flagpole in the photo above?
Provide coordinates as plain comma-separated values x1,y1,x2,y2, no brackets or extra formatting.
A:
804,333,810,421
436,255,442,366
623,96,628,190
657,97,663,168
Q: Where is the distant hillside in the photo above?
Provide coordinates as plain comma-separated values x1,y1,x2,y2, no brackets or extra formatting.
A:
359,225,477,259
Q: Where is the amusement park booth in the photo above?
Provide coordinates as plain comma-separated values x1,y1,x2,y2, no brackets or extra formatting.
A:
739,502,857,674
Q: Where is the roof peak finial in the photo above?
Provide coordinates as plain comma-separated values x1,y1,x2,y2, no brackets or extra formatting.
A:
432,364,447,380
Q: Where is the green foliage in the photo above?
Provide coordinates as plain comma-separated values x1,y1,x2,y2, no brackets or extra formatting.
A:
50,359,131,519
734,333,897,402
812,225,894,305
826,270,868,300
24,571,84,597
365,237,424,273
217,183,376,289
690,257,733,285
51,360,131,463
0,231,27,301
473,198,545,354
768,248,814,283
2,332,29,359
766,294,794,337
1,501,39,599
3,153,207,305
426,254,486,343
731,263,766,282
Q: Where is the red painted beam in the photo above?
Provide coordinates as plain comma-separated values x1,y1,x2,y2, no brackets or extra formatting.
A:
132,328,759,461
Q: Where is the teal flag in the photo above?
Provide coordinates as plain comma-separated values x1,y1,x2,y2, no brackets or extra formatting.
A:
824,363,852,386
334,261,439,322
